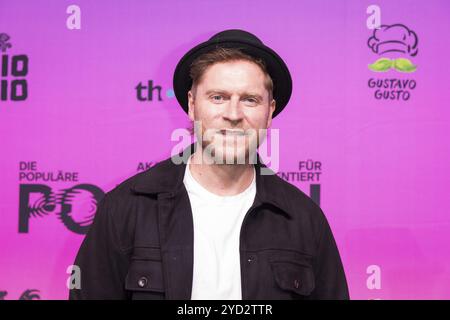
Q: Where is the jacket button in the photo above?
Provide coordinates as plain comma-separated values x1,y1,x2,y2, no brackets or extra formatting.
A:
138,276,148,288
294,279,300,289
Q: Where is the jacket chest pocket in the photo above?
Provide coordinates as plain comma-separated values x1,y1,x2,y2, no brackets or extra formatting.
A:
269,252,315,299
125,247,165,300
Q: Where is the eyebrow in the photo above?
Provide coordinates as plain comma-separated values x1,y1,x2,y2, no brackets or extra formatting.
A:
204,89,264,101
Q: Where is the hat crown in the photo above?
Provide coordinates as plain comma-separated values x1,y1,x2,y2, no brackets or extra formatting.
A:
208,29,263,46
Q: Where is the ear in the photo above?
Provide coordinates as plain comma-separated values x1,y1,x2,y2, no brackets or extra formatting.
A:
266,99,276,128
187,90,195,121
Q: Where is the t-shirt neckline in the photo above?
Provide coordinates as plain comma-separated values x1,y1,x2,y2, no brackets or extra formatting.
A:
184,154,256,202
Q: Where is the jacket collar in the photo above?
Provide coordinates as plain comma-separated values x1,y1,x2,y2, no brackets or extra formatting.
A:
130,142,293,218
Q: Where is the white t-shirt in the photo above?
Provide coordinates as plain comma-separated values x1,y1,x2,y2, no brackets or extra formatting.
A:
183,155,256,300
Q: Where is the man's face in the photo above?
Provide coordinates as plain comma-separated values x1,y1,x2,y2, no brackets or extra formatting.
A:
187,60,276,164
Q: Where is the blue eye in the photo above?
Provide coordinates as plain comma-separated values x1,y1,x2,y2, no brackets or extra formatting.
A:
245,98,258,104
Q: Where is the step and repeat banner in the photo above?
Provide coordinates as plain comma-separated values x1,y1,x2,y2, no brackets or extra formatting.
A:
1,0,449,300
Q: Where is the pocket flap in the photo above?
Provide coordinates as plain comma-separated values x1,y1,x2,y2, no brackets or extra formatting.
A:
125,259,164,292
270,261,315,296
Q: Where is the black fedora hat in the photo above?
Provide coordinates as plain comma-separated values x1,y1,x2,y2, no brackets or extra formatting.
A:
173,29,293,118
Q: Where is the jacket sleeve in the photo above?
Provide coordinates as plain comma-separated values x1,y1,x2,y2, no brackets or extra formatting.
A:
69,193,131,300
309,209,350,300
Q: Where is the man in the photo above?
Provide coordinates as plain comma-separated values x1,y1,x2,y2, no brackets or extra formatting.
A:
69,29,349,300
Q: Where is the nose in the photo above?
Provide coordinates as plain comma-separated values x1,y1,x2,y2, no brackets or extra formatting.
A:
222,97,244,124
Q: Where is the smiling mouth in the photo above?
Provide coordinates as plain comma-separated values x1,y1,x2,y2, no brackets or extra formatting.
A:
217,129,247,136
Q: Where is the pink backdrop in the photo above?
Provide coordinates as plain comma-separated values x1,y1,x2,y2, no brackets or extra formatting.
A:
1,0,449,299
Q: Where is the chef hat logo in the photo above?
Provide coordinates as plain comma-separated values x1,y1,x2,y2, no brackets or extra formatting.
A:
368,24,418,57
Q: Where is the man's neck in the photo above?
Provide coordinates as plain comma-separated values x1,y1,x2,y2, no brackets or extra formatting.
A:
189,148,255,197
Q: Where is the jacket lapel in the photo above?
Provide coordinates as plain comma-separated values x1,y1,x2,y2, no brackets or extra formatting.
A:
131,143,195,299
156,188,194,299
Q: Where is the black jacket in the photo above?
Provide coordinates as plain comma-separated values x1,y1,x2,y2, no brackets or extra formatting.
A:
69,143,349,300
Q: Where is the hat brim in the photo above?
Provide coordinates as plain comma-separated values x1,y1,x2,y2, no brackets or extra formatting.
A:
173,39,292,119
